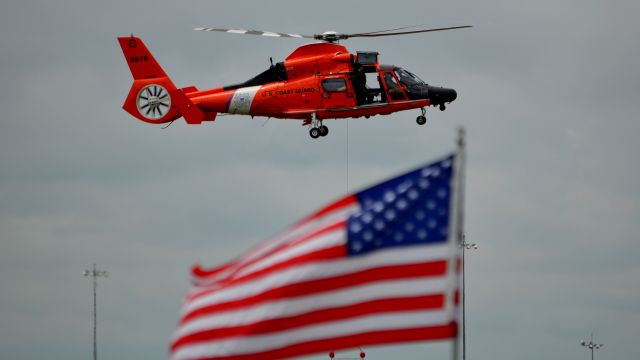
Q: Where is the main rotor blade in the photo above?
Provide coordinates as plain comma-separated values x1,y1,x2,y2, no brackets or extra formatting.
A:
348,25,472,38
194,27,313,39
352,24,434,36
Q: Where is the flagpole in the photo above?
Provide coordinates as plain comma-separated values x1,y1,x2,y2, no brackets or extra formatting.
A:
454,127,466,360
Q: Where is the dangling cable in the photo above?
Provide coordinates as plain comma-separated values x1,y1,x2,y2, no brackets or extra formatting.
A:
161,120,175,129
346,119,350,193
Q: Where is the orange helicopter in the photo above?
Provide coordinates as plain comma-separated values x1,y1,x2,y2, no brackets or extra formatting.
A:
118,25,470,138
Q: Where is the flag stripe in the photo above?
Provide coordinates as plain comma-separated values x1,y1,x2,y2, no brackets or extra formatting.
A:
181,260,447,322
231,222,347,280
182,243,451,316
172,294,445,350
172,310,455,360
187,245,346,302
191,201,357,286
188,245,345,302
172,324,455,360
174,277,448,340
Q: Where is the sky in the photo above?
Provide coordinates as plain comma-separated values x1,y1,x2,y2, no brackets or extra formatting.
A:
1,0,639,359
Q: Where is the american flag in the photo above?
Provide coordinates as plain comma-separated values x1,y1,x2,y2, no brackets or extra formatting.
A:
171,154,463,360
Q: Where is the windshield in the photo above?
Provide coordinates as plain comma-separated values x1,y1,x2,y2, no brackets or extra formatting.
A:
394,68,425,86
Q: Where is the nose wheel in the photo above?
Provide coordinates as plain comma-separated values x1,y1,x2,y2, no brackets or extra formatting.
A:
416,107,427,125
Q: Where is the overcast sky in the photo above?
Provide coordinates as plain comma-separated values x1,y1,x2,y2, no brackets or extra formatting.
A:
1,0,639,359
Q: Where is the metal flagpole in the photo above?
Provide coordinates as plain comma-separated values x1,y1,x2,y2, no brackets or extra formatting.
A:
452,127,466,360
83,264,108,360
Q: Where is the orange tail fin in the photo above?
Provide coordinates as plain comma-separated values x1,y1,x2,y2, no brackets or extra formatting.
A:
118,36,206,124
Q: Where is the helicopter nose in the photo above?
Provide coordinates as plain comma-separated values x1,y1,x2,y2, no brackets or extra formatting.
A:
427,86,457,106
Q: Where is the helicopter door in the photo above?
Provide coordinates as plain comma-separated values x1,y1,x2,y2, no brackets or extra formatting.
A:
320,76,356,109
381,71,407,102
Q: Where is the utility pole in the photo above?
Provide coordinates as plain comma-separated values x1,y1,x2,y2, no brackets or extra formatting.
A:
83,264,108,360
580,333,603,360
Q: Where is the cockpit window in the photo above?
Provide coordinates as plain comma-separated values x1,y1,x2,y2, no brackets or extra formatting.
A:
394,68,425,87
383,72,400,89
322,78,347,92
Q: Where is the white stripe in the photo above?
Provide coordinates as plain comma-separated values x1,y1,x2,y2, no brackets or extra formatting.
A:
172,309,452,359
232,227,345,279
182,243,451,316
239,204,357,265
261,32,280,37
228,86,261,115
192,204,358,285
175,277,447,340
227,29,248,34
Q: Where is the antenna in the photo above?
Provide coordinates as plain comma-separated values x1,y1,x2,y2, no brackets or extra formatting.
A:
83,264,108,360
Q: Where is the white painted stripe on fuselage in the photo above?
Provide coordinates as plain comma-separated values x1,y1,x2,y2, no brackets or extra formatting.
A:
228,86,261,114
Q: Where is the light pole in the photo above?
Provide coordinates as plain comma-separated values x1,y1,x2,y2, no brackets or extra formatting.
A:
461,236,477,360
580,334,603,360
83,264,108,360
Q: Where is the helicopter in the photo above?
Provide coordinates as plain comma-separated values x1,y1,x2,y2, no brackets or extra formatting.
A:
117,25,470,139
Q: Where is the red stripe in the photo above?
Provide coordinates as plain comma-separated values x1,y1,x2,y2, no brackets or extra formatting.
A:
293,195,358,227
191,218,349,284
172,294,444,350
176,322,457,360
187,244,346,301
192,262,232,279
181,260,447,323
220,220,346,281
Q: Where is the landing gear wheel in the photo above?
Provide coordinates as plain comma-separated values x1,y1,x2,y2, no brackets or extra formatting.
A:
416,115,427,125
319,125,329,137
309,127,321,139
439,104,446,111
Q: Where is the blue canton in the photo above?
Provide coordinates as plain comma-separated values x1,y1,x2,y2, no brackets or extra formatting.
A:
347,155,455,256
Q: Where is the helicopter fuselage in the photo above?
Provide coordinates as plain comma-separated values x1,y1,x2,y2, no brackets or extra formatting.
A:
118,37,458,136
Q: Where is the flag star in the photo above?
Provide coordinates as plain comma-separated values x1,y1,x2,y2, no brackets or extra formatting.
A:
384,209,396,220
362,213,373,223
419,178,430,189
384,191,396,203
442,159,452,168
396,198,408,210
373,201,384,213
350,221,362,233
437,188,448,198
415,210,425,220
428,220,437,229
408,189,419,200
351,241,363,252
397,180,412,194
421,168,432,177
363,231,374,242
417,230,427,239
432,168,441,177
426,201,436,210
394,232,404,242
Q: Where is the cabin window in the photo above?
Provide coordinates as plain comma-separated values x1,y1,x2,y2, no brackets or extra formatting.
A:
322,78,347,92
